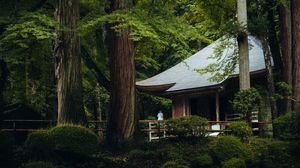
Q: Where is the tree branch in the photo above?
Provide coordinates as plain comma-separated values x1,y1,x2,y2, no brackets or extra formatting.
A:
81,46,111,92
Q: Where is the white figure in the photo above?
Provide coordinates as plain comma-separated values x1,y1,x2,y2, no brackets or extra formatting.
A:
157,111,164,120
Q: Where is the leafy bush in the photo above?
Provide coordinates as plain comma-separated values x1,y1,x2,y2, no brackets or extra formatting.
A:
50,124,99,156
222,158,246,168
273,112,295,139
156,143,183,161
24,130,54,159
248,137,295,168
227,121,252,141
165,116,208,138
0,131,14,164
294,110,300,136
24,161,57,168
160,160,190,168
128,149,161,168
274,82,292,100
232,88,261,115
212,136,251,161
262,140,294,168
248,137,271,166
191,153,213,168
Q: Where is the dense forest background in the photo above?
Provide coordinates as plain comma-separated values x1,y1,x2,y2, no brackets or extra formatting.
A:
1,0,297,120
1,0,300,168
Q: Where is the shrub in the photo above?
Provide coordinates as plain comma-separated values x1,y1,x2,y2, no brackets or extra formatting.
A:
0,131,14,164
50,124,99,156
274,82,292,100
165,116,208,138
24,161,57,168
222,158,246,168
227,121,252,141
25,130,54,159
213,136,251,161
292,110,300,139
248,137,271,166
232,88,261,115
128,149,161,168
273,112,295,139
161,160,190,168
191,153,213,168
262,140,294,168
248,137,295,168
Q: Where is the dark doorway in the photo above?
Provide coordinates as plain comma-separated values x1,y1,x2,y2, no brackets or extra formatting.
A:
190,97,216,121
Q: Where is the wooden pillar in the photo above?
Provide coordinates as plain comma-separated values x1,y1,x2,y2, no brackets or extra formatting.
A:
215,92,220,122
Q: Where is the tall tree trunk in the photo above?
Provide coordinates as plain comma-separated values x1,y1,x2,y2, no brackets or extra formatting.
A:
292,0,300,109
279,1,292,113
237,0,250,90
54,0,86,125
291,0,300,109
106,0,136,147
267,0,283,78
261,37,278,120
0,59,8,127
94,84,103,140
256,0,279,136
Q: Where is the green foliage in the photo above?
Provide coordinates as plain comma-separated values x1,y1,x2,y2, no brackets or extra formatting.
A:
248,137,271,166
274,112,295,139
24,130,54,159
0,131,14,163
50,125,99,156
161,160,190,168
0,11,56,118
24,161,57,168
274,82,292,100
248,137,296,168
0,12,55,51
137,92,172,120
232,88,262,115
222,158,246,168
262,141,293,168
165,116,208,138
157,143,183,161
196,36,238,82
191,153,213,168
128,149,161,168
294,110,300,136
227,121,253,141
212,136,251,161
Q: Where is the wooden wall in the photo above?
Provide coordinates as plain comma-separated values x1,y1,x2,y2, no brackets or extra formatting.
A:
172,96,190,118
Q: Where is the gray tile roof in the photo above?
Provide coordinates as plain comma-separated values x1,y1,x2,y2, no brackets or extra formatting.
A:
136,36,266,93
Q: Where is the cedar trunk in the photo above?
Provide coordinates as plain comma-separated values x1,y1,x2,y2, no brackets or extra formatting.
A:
292,0,300,108
237,0,250,90
54,0,86,124
106,0,136,146
279,2,292,113
261,37,278,121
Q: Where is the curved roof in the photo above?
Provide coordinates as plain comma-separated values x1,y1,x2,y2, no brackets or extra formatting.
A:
136,36,266,94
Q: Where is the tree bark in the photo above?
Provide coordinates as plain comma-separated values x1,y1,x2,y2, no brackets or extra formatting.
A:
292,0,300,109
106,0,136,147
237,0,250,90
54,0,86,125
0,59,8,126
261,37,278,120
279,2,292,113
94,85,103,140
267,0,283,77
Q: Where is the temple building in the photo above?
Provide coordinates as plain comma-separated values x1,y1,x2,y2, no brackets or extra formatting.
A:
136,36,269,122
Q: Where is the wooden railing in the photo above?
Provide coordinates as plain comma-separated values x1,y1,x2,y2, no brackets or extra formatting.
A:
1,119,273,141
